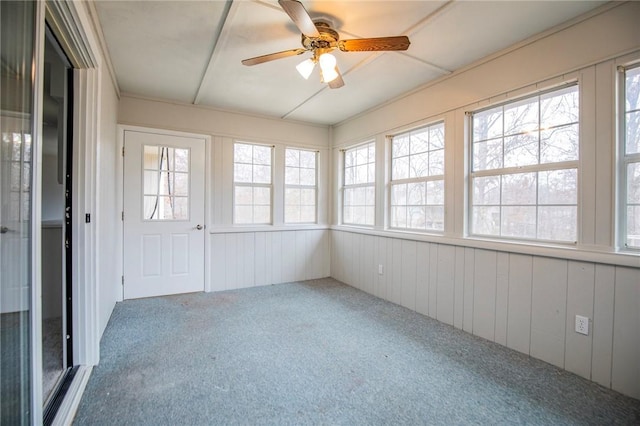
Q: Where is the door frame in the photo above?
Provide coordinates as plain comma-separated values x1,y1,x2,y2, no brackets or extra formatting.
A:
118,125,212,301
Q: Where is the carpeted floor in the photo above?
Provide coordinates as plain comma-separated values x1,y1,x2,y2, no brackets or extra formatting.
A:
74,278,640,425
43,316,64,403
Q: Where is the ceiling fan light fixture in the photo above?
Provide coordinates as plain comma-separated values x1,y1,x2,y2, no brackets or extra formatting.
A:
296,58,315,79
319,53,338,83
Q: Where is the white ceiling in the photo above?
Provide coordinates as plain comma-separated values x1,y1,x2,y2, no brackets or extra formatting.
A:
94,0,607,126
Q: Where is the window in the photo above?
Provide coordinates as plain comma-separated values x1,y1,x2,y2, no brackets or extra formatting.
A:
233,142,272,224
621,65,640,249
285,148,317,223
143,145,189,220
390,122,444,231
343,141,375,226
470,84,579,242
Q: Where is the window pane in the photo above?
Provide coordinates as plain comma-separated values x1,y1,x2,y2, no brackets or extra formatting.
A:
541,124,579,163
144,196,159,219
407,182,425,206
285,166,299,185
234,164,252,183
473,176,500,205
301,206,316,223
539,169,577,205
391,184,407,206
253,145,271,165
253,205,271,223
428,149,444,176
300,168,315,186
473,206,500,236
172,197,188,220
254,187,270,205
343,206,353,224
627,206,640,248
144,145,158,169
234,143,252,163
143,171,158,195
253,165,271,184
626,111,640,155
235,186,253,204
538,206,576,241
429,124,445,150
285,149,299,167
409,152,428,178
425,206,444,231
393,136,409,157
627,162,640,204
344,150,355,168
285,205,300,223
504,133,538,168
502,173,536,205
174,172,189,196
174,149,189,172
285,188,300,205
540,85,579,128
343,142,375,226
625,66,640,111
410,131,428,154
393,156,409,180
426,180,444,205
158,172,172,195
502,206,536,238
504,97,538,135
235,206,253,224
473,106,503,141
300,150,316,168
408,206,426,229
356,164,368,183
301,188,315,205
473,139,503,171
391,206,407,228
344,166,355,186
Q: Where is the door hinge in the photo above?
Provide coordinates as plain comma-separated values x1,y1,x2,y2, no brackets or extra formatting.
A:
121,211,124,221
122,276,124,286
122,147,125,156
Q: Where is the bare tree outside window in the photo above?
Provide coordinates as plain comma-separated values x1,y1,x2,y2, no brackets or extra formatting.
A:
390,122,444,232
234,142,272,224
623,66,640,248
343,141,375,226
471,85,579,242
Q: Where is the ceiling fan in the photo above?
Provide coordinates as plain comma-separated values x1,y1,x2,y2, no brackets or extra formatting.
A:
241,0,410,89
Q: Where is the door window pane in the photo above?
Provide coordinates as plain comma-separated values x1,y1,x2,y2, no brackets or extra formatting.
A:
143,145,190,220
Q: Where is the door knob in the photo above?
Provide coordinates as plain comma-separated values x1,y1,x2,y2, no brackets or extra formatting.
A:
195,224,204,230
0,226,8,234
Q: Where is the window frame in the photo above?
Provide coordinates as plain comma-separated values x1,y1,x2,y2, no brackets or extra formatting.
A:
284,147,318,224
341,140,376,227
468,83,580,244
388,121,445,233
232,141,274,225
618,63,640,251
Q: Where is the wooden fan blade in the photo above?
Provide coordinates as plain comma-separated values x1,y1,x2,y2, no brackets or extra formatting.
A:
338,36,410,52
241,48,307,66
328,67,344,89
278,0,320,38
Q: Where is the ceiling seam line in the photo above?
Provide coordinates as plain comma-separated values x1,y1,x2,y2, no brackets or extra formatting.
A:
192,0,235,105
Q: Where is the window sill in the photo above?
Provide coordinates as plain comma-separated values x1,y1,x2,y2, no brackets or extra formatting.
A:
331,225,640,268
210,224,330,234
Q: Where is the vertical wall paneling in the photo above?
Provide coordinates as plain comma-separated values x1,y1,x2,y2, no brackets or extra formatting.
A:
463,247,475,333
612,266,640,399
436,244,455,326
210,234,226,291
375,237,386,299
564,262,595,379
242,233,255,288
531,257,568,368
390,239,403,305
473,250,498,341
428,244,438,317
507,254,533,355
415,242,430,316
270,231,283,284
494,252,510,346
295,231,307,281
453,246,465,329
281,231,296,283
400,240,417,310
361,235,376,295
254,232,266,286
224,234,238,290
591,264,615,387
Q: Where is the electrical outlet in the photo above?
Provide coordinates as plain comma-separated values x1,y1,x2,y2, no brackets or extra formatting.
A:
575,315,589,335
378,264,384,275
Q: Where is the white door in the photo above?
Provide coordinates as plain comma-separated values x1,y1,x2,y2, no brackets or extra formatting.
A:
123,130,206,299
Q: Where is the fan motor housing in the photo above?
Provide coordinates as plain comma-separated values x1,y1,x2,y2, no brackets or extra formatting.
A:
301,21,339,50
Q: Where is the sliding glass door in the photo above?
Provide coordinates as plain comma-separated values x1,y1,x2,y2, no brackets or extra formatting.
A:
1,1,37,424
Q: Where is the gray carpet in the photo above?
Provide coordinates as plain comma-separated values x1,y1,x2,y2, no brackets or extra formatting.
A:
74,278,640,425
43,316,64,403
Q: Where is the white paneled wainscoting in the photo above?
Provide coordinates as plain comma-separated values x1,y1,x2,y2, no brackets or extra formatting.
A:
209,229,330,291
330,229,640,400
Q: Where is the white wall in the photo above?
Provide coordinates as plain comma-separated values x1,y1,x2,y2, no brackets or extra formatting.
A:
330,2,640,400
96,67,120,338
118,97,332,293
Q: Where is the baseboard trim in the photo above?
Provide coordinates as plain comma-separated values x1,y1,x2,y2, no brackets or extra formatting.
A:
52,365,92,426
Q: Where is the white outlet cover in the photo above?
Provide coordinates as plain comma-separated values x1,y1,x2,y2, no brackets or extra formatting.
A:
575,315,589,335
